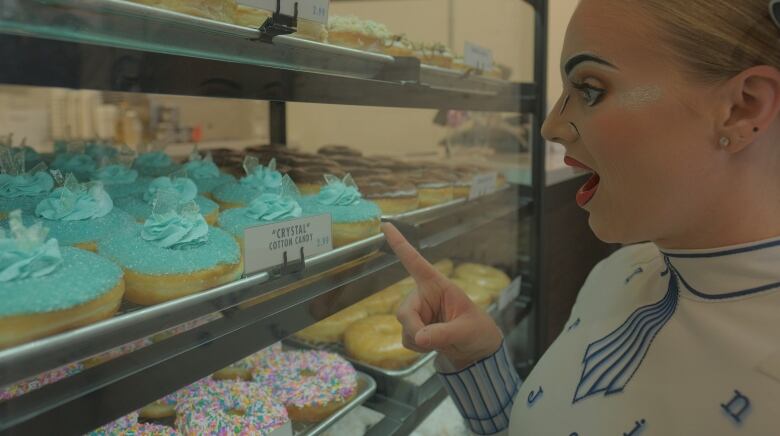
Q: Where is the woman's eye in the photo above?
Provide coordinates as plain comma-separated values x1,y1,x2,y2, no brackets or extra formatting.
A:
572,82,605,107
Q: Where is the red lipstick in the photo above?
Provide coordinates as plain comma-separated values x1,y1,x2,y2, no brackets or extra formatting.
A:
564,156,600,207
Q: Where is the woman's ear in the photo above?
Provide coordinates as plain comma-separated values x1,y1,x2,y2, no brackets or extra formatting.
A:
718,65,780,152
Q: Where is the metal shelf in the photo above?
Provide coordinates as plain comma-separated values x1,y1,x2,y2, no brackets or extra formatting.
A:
0,188,530,436
0,0,535,112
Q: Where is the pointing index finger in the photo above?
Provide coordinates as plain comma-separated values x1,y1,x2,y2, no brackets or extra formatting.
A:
382,223,443,286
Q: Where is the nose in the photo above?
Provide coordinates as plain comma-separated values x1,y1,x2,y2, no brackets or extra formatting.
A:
541,94,579,145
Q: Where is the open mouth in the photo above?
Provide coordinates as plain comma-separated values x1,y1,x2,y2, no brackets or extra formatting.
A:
564,156,600,208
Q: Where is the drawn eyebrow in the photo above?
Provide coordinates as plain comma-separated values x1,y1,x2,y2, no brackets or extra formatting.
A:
564,53,618,76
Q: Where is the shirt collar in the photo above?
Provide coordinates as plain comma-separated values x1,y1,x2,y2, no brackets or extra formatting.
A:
659,235,780,301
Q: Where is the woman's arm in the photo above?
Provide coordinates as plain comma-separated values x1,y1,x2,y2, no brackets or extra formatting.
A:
436,341,521,435
382,223,519,435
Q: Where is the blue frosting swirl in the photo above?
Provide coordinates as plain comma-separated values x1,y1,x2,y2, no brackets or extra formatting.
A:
240,166,283,192
141,210,208,250
245,193,302,222
317,180,362,206
134,151,173,168
51,153,97,177
0,172,54,198
183,159,220,179
35,183,114,221
143,177,197,204
93,165,139,185
0,223,63,282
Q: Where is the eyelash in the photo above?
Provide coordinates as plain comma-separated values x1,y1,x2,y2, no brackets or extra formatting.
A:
571,81,605,107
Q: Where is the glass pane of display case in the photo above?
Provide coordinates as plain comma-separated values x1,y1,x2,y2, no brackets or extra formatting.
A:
0,1,541,434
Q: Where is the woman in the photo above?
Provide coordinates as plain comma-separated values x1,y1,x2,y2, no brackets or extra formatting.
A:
384,0,780,434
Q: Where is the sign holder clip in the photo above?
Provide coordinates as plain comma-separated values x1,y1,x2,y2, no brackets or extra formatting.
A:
257,0,299,43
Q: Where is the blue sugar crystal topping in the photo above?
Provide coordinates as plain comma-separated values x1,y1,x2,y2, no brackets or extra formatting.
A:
0,195,49,215
98,224,240,275
101,178,152,200
299,195,381,223
193,173,235,194
2,210,136,246
0,246,123,317
115,194,218,222
212,182,264,206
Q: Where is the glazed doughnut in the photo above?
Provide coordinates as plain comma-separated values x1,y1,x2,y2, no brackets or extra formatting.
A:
294,304,368,344
454,263,511,297
433,258,454,277
254,350,358,423
176,380,289,435
354,284,407,315
451,278,494,309
343,314,421,369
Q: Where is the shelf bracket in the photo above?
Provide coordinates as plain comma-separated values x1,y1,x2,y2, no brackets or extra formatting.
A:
257,0,299,43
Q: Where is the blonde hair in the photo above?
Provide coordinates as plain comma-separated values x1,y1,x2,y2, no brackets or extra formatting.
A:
634,0,780,82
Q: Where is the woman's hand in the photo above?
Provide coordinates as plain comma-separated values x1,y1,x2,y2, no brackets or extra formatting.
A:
382,223,503,371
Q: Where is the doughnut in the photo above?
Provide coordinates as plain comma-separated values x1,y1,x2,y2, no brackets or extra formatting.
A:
86,411,140,435
299,174,381,247
176,380,289,435
83,337,154,368
327,16,391,51
343,314,421,369
454,263,512,297
92,165,152,200
0,362,83,401
451,278,494,309
139,376,214,420
355,177,418,215
114,177,220,226
354,284,408,315
294,304,368,344
1,215,125,348
317,145,363,157
0,169,54,218
27,179,136,252
50,152,97,181
132,151,181,178
416,43,455,69
182,154,236,197
410,176,454,208
98,217,242,306
286,166,341,195
254,350,358,422
212,158,283,209
382,35,415,57
433,258,454,277
87,411,178,435
213,342,283,381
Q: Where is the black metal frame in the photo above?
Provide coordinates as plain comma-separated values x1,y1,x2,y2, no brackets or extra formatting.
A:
0,0,548,434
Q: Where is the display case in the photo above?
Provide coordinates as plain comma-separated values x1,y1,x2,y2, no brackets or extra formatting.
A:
0,0,547,434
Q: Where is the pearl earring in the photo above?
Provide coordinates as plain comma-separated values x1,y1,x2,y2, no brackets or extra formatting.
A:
719,136,731,148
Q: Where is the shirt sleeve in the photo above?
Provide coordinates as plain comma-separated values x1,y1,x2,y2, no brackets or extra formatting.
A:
435,341,521,435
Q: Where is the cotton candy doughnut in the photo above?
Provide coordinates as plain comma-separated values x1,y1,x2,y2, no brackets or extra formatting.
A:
175,380,289,436
253,350,358,423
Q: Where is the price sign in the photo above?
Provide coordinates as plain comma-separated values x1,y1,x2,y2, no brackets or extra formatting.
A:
469,172,498,200
464,41,494,71
243,214,333,275
238,0,330,24
498,276,522,311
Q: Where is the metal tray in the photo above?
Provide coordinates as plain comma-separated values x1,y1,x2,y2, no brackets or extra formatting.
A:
295,372,377,436
284,337,437,378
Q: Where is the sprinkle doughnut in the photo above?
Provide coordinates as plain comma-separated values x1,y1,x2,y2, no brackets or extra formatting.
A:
175,380,289,436
213,342,283,381
139,376,214,420
86,411,139,435
343,314,421,369
0,362,83,401
121,423,178,435
254,350,358,423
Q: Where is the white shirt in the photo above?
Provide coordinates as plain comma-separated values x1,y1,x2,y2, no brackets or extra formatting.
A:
438,237,780,435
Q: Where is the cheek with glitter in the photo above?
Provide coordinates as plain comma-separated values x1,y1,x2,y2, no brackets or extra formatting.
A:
618,85,663,110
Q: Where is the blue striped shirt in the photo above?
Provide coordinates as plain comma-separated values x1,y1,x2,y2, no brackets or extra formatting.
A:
436,342,521,435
